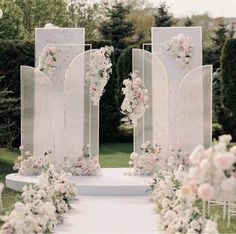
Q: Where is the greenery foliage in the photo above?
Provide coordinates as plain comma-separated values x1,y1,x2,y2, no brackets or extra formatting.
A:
219,39,236,138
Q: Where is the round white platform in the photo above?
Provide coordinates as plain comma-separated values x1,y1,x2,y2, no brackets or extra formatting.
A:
6,168,151,196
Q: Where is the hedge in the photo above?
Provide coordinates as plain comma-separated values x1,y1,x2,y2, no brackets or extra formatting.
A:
219,38,236,139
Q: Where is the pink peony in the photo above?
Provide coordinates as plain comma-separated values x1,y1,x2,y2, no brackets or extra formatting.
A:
213,152,235,170
180,181,197,201
197,183,215,201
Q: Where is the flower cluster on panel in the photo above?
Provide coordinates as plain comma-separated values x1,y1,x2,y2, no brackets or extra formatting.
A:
38,45,61,77
0,165,76,234
164,33,194,68
86,46,114,105
121,72,149,127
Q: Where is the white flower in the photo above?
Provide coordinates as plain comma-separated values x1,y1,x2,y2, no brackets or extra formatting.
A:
189,145,204,165
219,134,232,144
230,146,236,154
221,177,236,191
203,220,219,234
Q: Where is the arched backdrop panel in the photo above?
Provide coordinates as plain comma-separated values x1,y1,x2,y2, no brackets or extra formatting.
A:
177,65,212,155
132,49,168,155
65,49,99,161
21,66,55,158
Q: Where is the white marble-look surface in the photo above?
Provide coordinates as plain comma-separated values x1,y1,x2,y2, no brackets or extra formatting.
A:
35,28,85,166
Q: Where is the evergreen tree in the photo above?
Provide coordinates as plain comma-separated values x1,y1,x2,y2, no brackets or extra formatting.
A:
219,39,236,138
0,76,20,148
212,68,222,122
154,1,176,27
210,18,235,69
184,16,194,26
99,1,135,50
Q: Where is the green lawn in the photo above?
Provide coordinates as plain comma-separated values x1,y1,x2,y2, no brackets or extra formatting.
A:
0,144,236,233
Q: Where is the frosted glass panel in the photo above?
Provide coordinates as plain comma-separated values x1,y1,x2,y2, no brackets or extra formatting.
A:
21,66,54,157
177,65,212,154
65,49,99,159
132,49,168,155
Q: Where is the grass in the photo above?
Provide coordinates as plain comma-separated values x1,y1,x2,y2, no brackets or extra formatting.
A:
99,143,132,168
1,144,236,233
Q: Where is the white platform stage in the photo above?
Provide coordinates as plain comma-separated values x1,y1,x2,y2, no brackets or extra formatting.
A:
6,168,151,196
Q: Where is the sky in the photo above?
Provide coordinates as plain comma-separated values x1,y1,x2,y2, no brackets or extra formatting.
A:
149,0,236,18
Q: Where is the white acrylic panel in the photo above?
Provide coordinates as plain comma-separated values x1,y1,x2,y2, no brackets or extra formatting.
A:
132,49,168,155
152,27,202,151
35,28,85,164
177,65,212,154
21,66,54,157
65,50,99,161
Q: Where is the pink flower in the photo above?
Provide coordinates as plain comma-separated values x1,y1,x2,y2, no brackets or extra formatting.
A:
180,181,197,201
213,152,235,170
197,183,215,201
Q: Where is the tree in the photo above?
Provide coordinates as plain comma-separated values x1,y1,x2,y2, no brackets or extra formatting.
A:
0,1,23,40
15,0,69,40
0,76,20,148
67,0,102,40
204,18,235,71
219,39,236,138
99,1,135,50
154,1,176,27
212,68,222,122
184,16,194,26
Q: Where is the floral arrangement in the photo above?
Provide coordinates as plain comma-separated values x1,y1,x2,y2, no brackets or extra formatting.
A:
86,46,113,105
181,134,236,202
38,45,61,77
63,144,101,176
164,33,194,68
128,141,161,176
149,166,219,234
13,146,51,176
121,72,149,127
0,165,76,234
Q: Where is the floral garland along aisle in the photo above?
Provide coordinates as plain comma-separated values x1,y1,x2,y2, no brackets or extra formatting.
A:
0,165,77,233
147,134,236,234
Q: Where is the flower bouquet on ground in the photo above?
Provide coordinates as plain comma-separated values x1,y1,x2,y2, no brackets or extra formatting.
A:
13,146,51,176
121,72,149,127
63,144,101,176
128,141,161,176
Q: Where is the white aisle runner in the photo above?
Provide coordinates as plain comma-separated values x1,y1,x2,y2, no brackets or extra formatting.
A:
56,196,162,234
